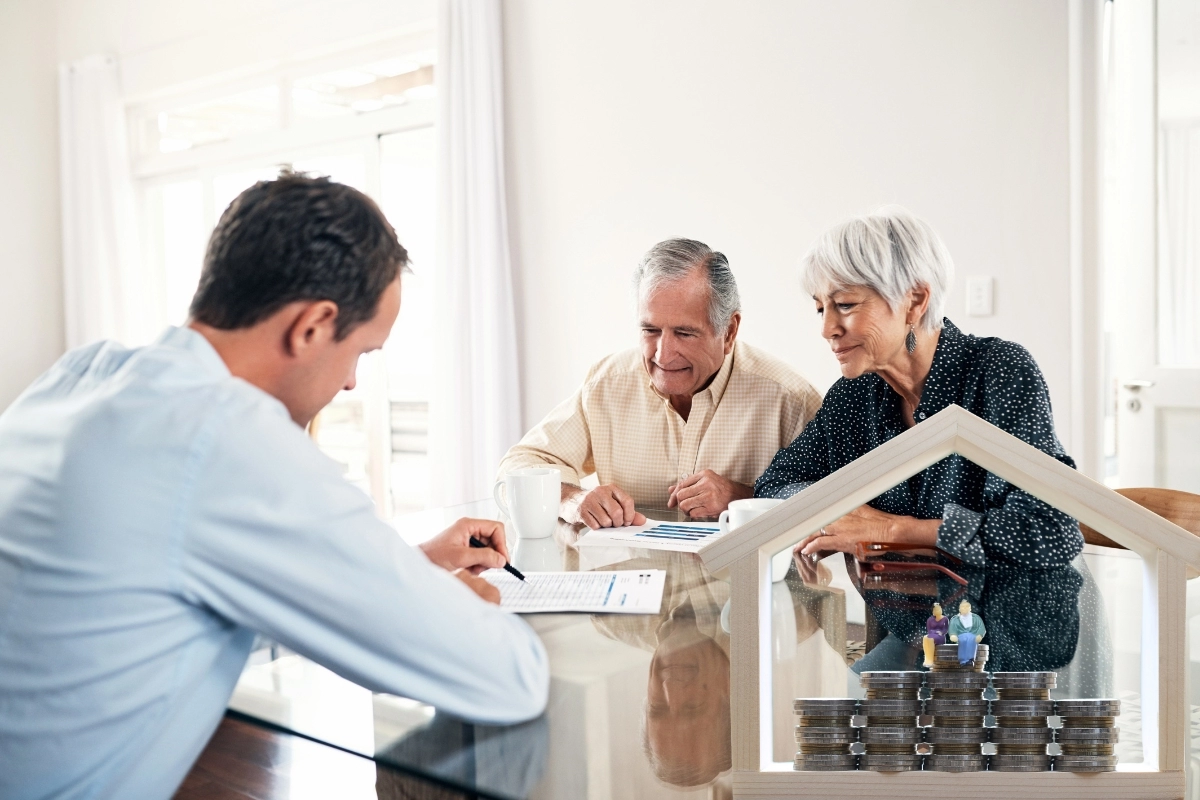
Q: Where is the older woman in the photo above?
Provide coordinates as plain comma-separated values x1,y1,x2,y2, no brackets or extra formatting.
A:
755,207,1082,570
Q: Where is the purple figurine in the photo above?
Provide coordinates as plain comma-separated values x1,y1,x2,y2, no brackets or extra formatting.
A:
922,602,949,668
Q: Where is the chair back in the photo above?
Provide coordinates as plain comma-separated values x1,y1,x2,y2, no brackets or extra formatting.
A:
1079,487,1200,548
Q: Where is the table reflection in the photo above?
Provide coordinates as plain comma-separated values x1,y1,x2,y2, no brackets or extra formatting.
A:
226,500,1131,797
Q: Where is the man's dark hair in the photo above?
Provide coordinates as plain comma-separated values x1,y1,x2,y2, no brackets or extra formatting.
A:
189,170,408,339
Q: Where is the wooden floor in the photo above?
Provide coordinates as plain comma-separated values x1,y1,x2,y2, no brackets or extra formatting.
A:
175,714,474,800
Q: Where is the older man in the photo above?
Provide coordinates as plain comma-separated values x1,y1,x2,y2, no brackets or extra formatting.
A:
498,239,821,529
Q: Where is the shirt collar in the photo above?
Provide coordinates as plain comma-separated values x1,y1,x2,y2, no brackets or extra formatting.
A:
154,326,233,379
914,318,967,418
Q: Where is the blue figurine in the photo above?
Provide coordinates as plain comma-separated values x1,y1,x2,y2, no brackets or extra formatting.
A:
947,599,986,665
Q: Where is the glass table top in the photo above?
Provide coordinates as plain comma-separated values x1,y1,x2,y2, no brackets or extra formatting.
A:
226,499,1150,799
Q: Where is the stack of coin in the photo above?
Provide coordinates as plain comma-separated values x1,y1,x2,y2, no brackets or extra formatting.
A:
931,643,989,672
923,671,989,772
793,698,859,771
990,672,1056,772
858,672,923,771
1054,699,1121,772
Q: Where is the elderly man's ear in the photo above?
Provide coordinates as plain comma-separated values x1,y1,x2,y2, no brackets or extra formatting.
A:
722,313,741,353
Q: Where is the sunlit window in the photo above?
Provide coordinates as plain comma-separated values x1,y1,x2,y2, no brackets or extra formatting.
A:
135,38,437,517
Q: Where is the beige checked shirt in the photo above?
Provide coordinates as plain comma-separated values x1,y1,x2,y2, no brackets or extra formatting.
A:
498,341,822,510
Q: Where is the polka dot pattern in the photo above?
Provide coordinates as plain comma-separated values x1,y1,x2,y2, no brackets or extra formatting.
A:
753,318,1084,568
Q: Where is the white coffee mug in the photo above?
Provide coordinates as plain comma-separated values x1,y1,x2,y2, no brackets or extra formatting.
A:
718,498,792,581
718,497,783,534
493,467,561,539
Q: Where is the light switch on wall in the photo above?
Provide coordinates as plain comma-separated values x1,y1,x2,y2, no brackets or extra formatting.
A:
966,276,994,317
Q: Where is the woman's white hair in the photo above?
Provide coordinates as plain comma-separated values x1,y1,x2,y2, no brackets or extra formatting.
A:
800,206,954,332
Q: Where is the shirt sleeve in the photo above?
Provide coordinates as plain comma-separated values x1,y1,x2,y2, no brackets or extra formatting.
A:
177,390,550,725
754,404,831,499
935,342,1084,569
496,382,596,489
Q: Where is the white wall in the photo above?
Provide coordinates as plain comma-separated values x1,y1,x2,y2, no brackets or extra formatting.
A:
503,0,1077,448
0,0,64,409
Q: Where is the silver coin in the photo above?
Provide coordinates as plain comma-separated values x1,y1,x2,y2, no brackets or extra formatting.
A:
793,698,858,716
859,726,922,744
1054,754,1119,772
1056,726,1120,743
1054,699,1121,717
924,726,990,744
925,671,989,690
991,754,1052,771
794,727,858,744
859,754,924,772
991,672,1058,690
926,698,988,716
859,671,925,690
991,699,1054,717
859,698,922,717
926,754,987,772
990,727,1054,744
793,753,858,771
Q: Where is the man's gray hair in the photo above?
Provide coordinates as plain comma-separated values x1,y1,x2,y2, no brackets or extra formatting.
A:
632,238,741,333
800,206,954,332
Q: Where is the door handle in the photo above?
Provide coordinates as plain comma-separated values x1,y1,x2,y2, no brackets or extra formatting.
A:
1121,380,1156,392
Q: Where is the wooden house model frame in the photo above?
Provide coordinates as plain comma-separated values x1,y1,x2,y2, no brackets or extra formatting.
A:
699,404,1200,799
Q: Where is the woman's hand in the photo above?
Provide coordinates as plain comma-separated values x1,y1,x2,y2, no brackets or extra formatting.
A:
794,505,941,561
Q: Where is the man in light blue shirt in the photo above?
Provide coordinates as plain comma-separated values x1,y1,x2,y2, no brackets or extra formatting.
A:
0,173,549,799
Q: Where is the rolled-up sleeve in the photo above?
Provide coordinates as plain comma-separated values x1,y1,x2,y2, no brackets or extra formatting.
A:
936,343,1083,569
497,384,595,489
180,393,550,725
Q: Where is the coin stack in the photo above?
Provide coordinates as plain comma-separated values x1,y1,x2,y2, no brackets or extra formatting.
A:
990,672,1057,772
923,671,989,772
858,671,924,772
1054,699,1121,772
793,698,859,771
931,642,990,673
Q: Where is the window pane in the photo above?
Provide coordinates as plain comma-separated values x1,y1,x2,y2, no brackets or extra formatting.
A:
149,86,280,154
161,181,206,326
379,126,436,513
292,55,435,122
292,153,366,192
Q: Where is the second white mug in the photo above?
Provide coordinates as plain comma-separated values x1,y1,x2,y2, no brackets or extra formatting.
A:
493,467,561,539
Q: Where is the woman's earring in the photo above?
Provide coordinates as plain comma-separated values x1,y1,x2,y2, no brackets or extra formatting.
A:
906,325,917,354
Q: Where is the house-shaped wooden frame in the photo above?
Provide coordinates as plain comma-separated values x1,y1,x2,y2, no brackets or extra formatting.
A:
699,404,1200,799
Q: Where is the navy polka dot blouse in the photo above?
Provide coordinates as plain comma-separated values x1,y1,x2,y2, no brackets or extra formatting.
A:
754,319,1083,568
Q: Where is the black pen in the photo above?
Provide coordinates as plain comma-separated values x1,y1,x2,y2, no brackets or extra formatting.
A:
469,535,527,582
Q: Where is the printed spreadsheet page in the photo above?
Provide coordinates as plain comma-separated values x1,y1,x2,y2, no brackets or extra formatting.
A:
481,570,666,614
575,521,725,553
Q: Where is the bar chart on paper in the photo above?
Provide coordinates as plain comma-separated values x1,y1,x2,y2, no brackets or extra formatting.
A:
576,521,726,553
482,570,666,614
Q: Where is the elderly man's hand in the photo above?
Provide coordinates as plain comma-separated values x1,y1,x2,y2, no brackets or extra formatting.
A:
563,484,647,529
667,470,753,519
420,518,510,575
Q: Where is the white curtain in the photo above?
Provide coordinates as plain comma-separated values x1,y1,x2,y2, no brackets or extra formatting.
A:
1158,121,1200,366
429,0,524,505
58,55,148,349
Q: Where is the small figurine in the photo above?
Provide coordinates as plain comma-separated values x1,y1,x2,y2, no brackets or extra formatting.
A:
922,602,949,667
948,599,986,665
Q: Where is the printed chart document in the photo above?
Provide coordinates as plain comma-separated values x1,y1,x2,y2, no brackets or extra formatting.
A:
482,570,666,614
575,521,725,553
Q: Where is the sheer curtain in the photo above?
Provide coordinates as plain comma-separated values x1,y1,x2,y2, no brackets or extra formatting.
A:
58,55,151,349
429,0,523,506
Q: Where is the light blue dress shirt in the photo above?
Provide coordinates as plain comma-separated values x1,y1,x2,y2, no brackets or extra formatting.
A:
0,327,549,800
